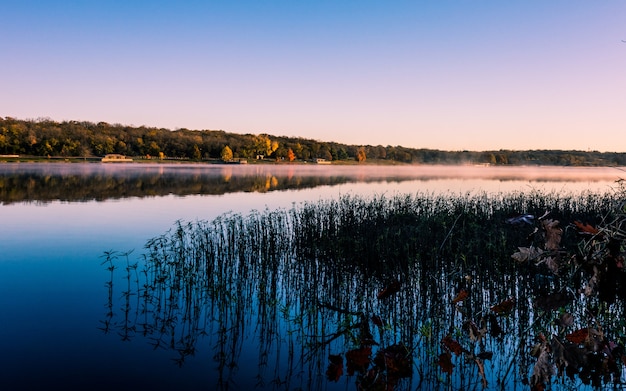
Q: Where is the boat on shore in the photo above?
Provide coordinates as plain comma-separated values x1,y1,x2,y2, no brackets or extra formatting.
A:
101,154,133,163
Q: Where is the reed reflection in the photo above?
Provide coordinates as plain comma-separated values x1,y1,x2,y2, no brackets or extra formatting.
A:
101,191,626,390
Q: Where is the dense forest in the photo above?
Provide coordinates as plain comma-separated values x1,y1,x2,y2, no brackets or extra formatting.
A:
1,116,625,166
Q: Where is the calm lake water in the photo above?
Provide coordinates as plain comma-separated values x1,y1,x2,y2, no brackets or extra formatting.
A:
0,163,623,390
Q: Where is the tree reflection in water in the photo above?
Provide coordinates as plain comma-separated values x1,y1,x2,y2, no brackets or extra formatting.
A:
101,192,626,390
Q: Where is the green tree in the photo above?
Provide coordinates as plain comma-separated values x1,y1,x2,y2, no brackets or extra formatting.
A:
221,145,233,161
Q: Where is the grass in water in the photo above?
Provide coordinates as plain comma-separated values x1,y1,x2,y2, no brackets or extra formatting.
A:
102,188,626,390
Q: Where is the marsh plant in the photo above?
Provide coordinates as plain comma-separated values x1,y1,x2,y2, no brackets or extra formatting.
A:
101,188,626,390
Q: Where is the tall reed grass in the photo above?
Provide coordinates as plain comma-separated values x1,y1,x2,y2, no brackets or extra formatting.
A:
102,188,626,390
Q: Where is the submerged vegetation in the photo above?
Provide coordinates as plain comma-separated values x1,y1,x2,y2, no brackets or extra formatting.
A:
101,187,626,389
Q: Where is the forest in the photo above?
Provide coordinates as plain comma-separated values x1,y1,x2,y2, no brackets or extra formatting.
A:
1,116,625,166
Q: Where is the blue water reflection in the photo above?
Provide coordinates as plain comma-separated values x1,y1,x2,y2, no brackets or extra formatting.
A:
1,164,624,390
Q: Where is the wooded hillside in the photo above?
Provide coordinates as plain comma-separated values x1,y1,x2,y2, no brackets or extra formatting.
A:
1,116,625,166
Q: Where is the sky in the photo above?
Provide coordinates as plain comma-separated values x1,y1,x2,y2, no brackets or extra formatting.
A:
1,1,625,152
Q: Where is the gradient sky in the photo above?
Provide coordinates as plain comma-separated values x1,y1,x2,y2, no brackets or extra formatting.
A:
2,1,625,152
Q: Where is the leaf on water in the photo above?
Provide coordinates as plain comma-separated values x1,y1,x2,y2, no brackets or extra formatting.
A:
472,356,488,389
551,335,587,378
557,312,574,328
544,256,561,275
565,328,589,344
512,246,543,263
573,221,600,236
490,297,516,315
530,343,553,389
373,343,412,379
463,320,486,342
437,352,454,374
535,291,573,312
326,354,343,382
377,280,401,300
346,346,371,375
452,288,469,304
441,335,465,356
542,219,562,250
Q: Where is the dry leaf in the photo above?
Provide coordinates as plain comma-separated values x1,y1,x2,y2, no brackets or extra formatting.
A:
441,335,465,356
491,297,516,315
542,219,562,250
326,354,343,382
346,346,371,375
573,221,600,236
437,352,454,374
452,288,469,304
377,280,401,300
512,246,543,263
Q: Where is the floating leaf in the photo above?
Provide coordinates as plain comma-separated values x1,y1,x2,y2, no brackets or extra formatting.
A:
530,344,553,389
442,335,464,356
573,221,600,236
373,343,412,379
377,280,401,300
491,297,516,315
557,312,574,328
452,288,469,304
544,256,561,275
346,346,371,375
437,352,454,374
326,354,343,382
542,219,562,250
512,246,543,263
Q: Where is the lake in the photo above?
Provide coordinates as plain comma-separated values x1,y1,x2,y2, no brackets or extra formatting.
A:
1,163,624,390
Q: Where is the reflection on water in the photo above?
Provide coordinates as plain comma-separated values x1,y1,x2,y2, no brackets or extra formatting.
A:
101,192,626,390
0,163,623,204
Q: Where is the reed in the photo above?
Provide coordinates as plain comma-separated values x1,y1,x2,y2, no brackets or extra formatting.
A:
102,188,626,390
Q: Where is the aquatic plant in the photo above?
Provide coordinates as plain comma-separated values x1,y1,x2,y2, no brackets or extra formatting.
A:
101,188,626,390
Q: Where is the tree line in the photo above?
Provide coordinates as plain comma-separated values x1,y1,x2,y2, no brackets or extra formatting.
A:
1,116,625,166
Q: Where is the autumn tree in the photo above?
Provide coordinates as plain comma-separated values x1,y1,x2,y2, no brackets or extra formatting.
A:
287,148,296,162
356,147,366,162
221,145,233,161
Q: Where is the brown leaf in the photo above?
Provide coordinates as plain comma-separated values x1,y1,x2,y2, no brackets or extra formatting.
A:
573,221,600,236
346,346,371,375
544,256,561,275
441,335,465,356
542,219,562,250
557,312,574,328
511,246,543,263
530,343,553,388
377,280,401,300
464,320,487,342
373,343,412,379
437,352,454,374
326,354,343,382
452,288,469,304
565,328,588,344
490,297,516,315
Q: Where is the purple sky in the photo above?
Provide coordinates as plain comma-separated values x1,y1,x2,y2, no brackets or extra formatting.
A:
2,1,625,151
